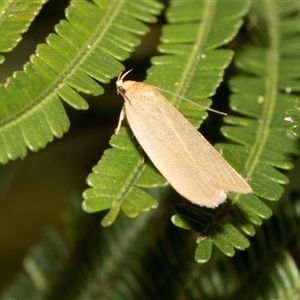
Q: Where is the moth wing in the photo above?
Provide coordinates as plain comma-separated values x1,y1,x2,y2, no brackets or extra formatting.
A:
124,83,251,208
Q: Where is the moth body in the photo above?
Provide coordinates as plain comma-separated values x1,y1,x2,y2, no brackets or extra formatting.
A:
116,72,252,208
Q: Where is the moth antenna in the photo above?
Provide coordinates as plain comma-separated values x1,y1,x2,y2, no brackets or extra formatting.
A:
150,85,227,116
120,69,133,81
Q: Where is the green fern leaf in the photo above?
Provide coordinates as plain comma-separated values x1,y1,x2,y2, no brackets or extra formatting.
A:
0,0,47,63
83,126,166,226
156,0,300,262
0,0,163,164
277,1,300,138
208,0,300,259
169,195,300,299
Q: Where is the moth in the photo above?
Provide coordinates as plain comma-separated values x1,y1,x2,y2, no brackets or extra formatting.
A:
116,71,252,208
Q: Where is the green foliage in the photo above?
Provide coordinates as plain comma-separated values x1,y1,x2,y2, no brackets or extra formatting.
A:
83,0,251,246
1,0,300,298
0,0,162,163
0,0,46,63
172,0,300,262
83,126,166,226
3,187,300,299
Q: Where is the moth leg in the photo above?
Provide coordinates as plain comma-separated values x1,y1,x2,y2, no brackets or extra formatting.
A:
115,106,147,164
115,106,126,134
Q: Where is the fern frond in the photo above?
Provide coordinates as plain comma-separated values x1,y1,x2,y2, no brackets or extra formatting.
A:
277,1,300,138
82,0,250,243
83,126,167,227
0,0,47,64
166,194,300,299
206,0,300,260
0,0,163,163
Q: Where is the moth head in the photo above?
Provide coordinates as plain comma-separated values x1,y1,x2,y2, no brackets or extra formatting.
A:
116,69,133,94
